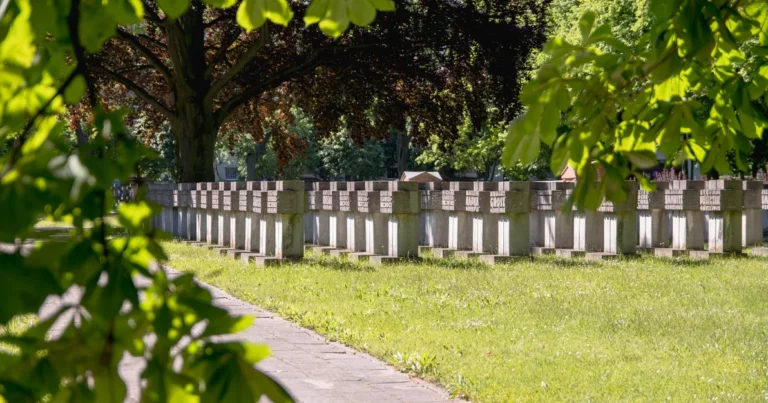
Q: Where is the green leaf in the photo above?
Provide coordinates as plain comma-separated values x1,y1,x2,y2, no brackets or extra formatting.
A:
550,135,569,175
748,65,768,100
202,315,254,338
105,0,144,25
64,74,86,104
738,103,759,139
204,0,238,8
578,11,596,43
157,0,189,18
658,105,683,157
503,113,540,167
118,201,158,231
653,74,688,101
369,0,395,11
237,0,294,32
319,0,350,38
0,253,62,323
627,150,658,169
348,0,376,26
304,0,330,25
650,0,682,20
555,82,570,111
241,343,271,364
93,373,127,403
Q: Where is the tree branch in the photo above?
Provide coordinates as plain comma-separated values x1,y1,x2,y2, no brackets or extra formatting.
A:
142,0,163,25
216,57,322,124
93,64,174,118
215,43,384,123
205,14,233,29
117,29,173,84
204,30,240,79
205,24,268,105
116,64,154,74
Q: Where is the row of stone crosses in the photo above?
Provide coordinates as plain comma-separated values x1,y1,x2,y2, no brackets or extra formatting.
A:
145,179,766,265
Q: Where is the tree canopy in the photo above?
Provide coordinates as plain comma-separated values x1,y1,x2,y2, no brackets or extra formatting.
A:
83,0,549,181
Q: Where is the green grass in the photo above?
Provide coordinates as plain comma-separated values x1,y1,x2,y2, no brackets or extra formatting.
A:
162,241,768,401
35,215,121,228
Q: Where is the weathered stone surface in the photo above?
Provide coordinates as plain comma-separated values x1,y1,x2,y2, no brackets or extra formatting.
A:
441,190,467,211
307,191,322,211
465,191,491,213
700,190,743,211
489,190,530,214
637,182,669,210
529,181,574,191
357,191,381,213
267,191,302,214
530,190,570,211
321,190,340,211
555,249,586,259
380,191,419,215
238,190,252,211
420,190,443,211
222,190,233,211
654,248,688,258
339,191,357,212
448,181,474,191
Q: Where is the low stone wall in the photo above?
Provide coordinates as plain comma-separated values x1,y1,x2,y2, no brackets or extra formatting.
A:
146,179,768,264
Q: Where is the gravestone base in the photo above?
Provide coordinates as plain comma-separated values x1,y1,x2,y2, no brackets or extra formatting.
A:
212,247,236,256
750,247,768,257
453,251,483,259
585,252,619,261
240,253,263,263
328,249,352,258
347,252,375,262
479,255,532,265
431,248,457,259
654,248,689,258
690,250,742,259
530,247,555,256
688,250,712,260
226,249,247,259
555,249,586,259
252,256,297,266
310,246,336,255
369,256,421,266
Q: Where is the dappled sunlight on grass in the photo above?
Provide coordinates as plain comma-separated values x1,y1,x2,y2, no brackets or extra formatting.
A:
162,241,768,402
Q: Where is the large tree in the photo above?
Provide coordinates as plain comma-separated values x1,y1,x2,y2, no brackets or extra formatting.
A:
85,0,549,182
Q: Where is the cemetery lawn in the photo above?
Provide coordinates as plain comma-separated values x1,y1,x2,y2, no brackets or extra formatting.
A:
162,241,768,402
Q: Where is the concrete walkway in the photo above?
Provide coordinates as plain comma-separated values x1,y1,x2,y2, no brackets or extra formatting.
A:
34,261,460,402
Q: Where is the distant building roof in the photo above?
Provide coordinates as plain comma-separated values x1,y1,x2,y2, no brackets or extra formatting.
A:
560,165,577,182
400,171,443,182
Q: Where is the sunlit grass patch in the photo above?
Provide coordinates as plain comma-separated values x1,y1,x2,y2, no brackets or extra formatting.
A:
162,241,768,402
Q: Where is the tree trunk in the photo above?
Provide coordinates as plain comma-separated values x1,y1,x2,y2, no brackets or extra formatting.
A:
173,115,217,182
245,132,271,180
166,2,217,183
395,119,411,178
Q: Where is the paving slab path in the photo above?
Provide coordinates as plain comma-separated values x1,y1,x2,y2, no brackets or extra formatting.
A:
32,258,462,402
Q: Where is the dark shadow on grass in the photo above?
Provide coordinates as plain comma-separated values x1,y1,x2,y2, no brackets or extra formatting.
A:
301,257,377,272
419,257,495,271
